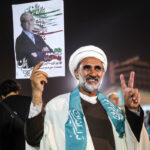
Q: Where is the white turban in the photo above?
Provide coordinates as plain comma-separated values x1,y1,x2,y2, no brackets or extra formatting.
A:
69,45,107,79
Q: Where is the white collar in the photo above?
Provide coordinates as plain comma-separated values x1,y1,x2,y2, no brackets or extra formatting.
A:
79,92,97,104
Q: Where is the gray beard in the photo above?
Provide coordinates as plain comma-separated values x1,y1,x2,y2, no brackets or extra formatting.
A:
78,73,101,93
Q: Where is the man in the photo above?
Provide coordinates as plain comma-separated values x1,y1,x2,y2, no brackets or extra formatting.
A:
0,79,31,150
107,92,120,106
25,45,150,150
15,12,53,68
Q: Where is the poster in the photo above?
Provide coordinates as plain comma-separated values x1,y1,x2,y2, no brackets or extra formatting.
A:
12,0,65,79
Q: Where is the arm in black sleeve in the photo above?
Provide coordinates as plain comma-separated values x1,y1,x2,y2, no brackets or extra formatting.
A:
125,106,144,142
37,35,53,52
24,110,45,147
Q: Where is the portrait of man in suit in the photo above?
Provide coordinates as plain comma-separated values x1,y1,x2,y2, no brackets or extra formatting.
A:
15,12,53,68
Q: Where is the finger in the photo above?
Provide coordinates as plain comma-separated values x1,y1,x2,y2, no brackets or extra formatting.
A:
123,88,134,104
134,92,141,104
32,61,43,73
137,92,141,104
120,74,127,90
38,76,48,84
31,74,48,85
31,70,49,78
126,88,134,99
30,73,48,83
41,78,48,84
128,71,135,88
132,88,140,104
30,70,49,82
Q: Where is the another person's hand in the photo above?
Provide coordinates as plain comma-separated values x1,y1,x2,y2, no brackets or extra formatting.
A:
31,52,38,57
42,47,50,52
30,62,49,105
120,71,141,111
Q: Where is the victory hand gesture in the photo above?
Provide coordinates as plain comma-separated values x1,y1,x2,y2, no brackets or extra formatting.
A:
120,71,141,111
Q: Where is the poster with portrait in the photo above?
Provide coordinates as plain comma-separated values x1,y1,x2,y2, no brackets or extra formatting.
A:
12,0,64,79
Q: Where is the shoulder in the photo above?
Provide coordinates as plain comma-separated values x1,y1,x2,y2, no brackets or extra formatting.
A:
45,93,70,111
44,93,70,124
10,95,31,100
16,32,27,42
16,32,25,39
17,95,31,104
5,95,31,105
17,95,31,99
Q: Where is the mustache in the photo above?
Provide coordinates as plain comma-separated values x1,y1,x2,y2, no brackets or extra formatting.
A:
86,76,99,82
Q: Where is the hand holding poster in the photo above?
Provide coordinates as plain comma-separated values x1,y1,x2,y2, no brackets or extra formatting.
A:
12,0,65,79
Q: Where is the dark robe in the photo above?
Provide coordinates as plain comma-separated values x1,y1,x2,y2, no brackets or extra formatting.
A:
81,99,115,150
0,95,31,150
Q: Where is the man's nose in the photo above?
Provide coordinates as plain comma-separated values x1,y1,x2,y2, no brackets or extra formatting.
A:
89,68,97,76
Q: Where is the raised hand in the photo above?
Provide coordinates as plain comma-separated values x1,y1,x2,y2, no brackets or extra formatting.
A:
120,71,141,111
30,62,49,105
42,47,50,52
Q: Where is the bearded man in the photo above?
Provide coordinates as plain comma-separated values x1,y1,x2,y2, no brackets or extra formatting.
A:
25,45,150,150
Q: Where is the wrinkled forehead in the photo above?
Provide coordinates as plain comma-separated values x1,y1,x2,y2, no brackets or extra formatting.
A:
77,57,103,68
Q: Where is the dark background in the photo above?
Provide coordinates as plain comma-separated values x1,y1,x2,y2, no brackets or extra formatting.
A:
0,0,150,102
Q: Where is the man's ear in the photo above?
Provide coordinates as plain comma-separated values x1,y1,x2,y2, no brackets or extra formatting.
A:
74,69,79,80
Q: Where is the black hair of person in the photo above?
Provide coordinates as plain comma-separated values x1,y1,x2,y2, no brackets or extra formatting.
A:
0,79,21,97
